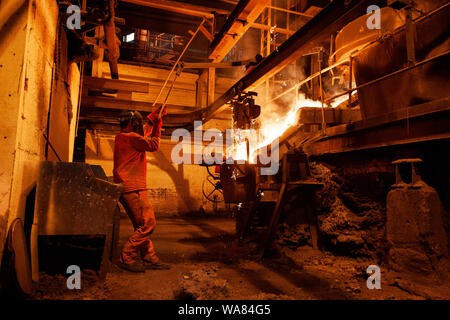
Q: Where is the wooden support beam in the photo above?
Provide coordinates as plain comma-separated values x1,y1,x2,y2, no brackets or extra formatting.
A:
209,0,271,62
208,67,215,106
199,24,214,42
81,95,198,113
196,70,208,108
91,28,104,78
83,76,149,93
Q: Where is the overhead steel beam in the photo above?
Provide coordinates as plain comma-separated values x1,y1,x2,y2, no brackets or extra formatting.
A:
120,0,232,19
200,0,386,122
208,0,270,62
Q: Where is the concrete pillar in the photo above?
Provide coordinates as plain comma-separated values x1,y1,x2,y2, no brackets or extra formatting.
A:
387,160,448,275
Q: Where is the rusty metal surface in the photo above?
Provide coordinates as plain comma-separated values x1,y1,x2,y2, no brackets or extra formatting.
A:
304,97,450,156
201,0,384,122
259,151,323,256
35,161,122,236
333,7,406,64
387,169,448,273
220,163,257,203
354,5,450,119
298,107,361,125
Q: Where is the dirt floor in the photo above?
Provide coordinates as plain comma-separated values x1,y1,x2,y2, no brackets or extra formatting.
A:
32,215,450,300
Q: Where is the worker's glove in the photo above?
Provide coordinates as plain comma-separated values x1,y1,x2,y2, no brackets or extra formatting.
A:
147,105,167,125
150,119,162,138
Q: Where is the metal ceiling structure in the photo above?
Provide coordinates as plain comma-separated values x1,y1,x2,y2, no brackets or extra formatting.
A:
199,0,386,122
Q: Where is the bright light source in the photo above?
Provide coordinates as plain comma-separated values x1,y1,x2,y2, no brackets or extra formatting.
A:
125,33,135,42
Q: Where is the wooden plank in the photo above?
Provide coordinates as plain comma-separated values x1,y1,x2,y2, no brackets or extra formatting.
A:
83,76,149,93
81,96,197,113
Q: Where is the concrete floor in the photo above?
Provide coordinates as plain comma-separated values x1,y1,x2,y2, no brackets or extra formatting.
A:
32,215,450,300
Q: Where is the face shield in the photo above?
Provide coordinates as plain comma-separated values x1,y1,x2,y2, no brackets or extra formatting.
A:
120,111,144,135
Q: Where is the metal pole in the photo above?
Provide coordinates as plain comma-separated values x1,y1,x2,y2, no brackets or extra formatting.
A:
405,5,416,66
318,49,327,130
152,18,206,107
348,55,353,108
158,66,182,119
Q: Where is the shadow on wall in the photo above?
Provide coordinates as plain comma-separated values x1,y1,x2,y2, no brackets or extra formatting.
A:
149,150,198,215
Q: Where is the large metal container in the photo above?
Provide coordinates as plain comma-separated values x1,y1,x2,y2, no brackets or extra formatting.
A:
333,4,449,120
31,161,122,281
220,163,257,203
35,161,121,235
352,5,450,119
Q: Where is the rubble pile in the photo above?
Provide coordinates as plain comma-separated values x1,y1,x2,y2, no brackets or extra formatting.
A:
277,224,312,249
177,265,229,300
277,162,386,259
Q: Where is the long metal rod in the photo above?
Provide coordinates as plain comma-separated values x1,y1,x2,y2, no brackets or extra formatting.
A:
152,18,205,107
318,51,326,130
348,55,352,107
43,134,62,162
158,69,181,118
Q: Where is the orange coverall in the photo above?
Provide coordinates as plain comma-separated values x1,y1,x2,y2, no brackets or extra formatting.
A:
113,117,162,265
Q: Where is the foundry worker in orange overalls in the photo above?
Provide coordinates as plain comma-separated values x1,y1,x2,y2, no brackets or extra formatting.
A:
113,107,169,272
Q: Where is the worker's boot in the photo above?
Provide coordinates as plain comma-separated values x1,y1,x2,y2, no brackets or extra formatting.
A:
142,260,171,270
118,261,146,273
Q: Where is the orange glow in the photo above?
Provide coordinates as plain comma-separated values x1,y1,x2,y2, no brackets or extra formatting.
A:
230,94,346,162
